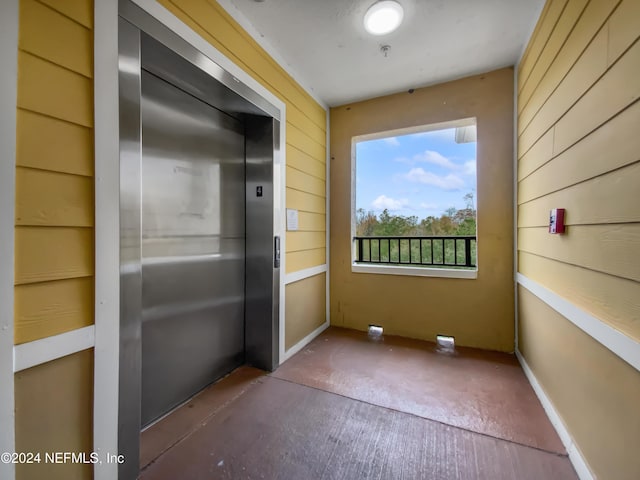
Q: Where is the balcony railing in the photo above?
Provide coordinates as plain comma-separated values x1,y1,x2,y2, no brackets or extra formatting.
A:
354,236,477,268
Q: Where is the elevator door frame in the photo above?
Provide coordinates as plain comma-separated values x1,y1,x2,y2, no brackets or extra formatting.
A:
118,1,284,478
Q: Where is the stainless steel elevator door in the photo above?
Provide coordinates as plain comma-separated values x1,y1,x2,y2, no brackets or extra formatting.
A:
140,71,246,427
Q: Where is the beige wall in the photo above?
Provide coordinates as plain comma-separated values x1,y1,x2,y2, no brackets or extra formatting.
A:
14,349,94,480
330,68,515,352
517,0,640,477
284,273,326,350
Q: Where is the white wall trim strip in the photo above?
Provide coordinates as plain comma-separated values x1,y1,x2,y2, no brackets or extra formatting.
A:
325,107,331,327
516,350,594,480
93,0,121,478
0,0,18,477
352,264,477,279
13,326,95,373
285,264,327,285
517,273,640,373
214,0,328,110
282,321,330,363
278,112,287,365
513,65,520,352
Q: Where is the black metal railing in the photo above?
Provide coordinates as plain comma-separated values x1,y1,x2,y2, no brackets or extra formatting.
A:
354,236,477,268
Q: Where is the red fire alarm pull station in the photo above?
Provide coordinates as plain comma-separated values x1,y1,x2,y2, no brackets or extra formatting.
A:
549,208,566,234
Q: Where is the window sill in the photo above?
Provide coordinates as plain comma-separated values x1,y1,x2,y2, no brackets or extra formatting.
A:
351,263,477,279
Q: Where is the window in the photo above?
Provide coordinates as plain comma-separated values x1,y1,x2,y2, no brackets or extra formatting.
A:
351,118,477,279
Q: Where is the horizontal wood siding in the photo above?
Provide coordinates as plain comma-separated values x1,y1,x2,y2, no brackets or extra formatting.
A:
15,0,94,344
519,252,639,341
517,0,640,323
285,249,327,273
158,0,328,275
16,109,93,176
14,278,94,344
517,1,640,477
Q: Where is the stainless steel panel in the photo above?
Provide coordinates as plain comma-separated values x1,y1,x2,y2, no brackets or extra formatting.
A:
245,117,279,371
118,17,142,480
140,71,246,426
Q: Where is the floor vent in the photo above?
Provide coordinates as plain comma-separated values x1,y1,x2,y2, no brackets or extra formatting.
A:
368,325,384,340
436,334,455,353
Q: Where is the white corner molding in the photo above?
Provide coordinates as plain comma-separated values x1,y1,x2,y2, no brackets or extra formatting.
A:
13,326,96,373
282,321,330,363
325,109,331,327
517,273,640,373
516,350,594,480
0,0,18,477
93,1,121,479
278,114,287,366
285,264,328,285
512,66,519,352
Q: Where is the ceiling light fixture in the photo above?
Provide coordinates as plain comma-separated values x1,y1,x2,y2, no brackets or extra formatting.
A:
364,1,404,36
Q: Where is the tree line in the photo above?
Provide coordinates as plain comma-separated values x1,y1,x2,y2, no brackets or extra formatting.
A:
356,193,476,237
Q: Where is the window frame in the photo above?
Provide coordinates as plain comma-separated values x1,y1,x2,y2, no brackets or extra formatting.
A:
350,117,478,280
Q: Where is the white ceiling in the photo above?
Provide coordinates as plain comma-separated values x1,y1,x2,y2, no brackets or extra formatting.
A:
224,0,545,107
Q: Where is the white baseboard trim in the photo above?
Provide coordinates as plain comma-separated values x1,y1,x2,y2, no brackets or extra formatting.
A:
285,264,327,285
13,325,95,372
282,321,329,363
517,273,640,373
516,350,594,480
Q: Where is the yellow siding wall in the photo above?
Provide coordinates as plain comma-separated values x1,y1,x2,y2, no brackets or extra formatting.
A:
517,0,640,477
15,0,94,345
330,68,515,351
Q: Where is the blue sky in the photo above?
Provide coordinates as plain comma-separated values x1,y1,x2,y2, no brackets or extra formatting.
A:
355,128,477,219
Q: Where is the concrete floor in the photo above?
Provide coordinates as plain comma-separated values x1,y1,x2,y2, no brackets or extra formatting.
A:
140,327,577,479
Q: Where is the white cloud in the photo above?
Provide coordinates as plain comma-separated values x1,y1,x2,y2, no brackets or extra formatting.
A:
394,150,468,171
462,160,476,175
414,150,458,169
419,202,438,210
382,136,400,147
403,168,465,190
371,195,409,211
